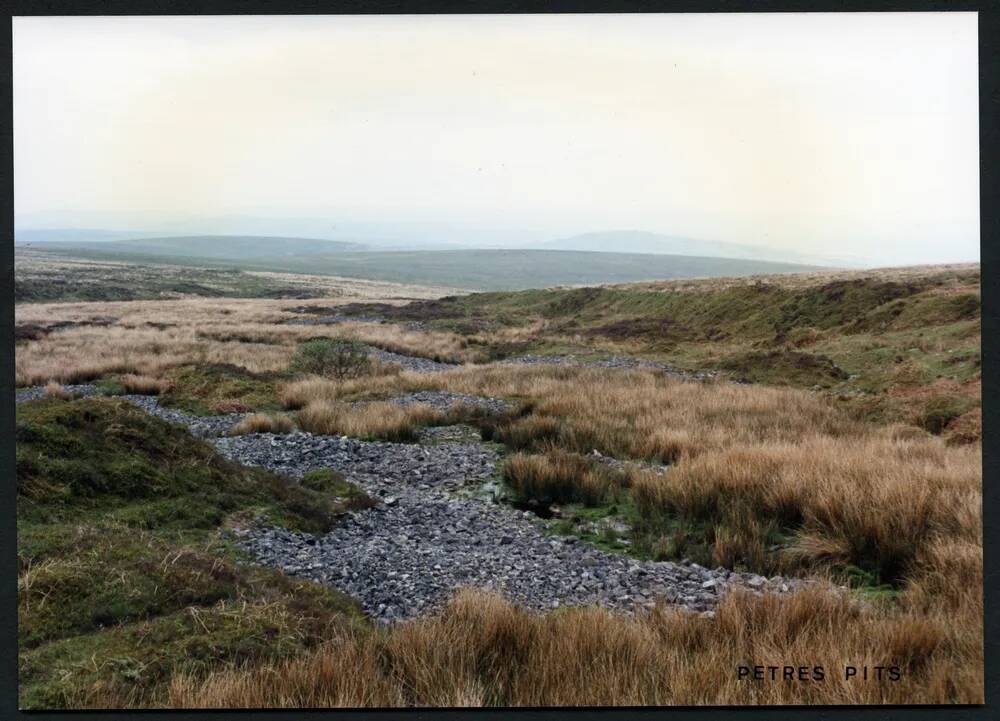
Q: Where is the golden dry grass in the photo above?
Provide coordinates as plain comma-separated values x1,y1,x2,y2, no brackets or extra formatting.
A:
282,364,979,580
13,298,472,385
297,401,443,442
502,451,623,506
230,413,296,436
119,374,173,395
631,433,980,577
281,364,860,460
165,569,982,707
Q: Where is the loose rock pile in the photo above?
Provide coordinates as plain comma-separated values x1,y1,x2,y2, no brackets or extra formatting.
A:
216,432,797,623
15,384,105,403
367,348,458,373
389,390,512,415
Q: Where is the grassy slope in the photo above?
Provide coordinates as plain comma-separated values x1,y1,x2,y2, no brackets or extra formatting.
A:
349,265,981,426
29,243,825,291
16,397,371,709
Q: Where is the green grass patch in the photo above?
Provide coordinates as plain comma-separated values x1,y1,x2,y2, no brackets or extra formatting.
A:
16,396,373,709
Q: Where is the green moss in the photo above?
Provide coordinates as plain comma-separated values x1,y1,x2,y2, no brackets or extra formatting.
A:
158,364,284,415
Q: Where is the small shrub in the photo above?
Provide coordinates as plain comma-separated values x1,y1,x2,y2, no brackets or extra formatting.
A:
290,338,370,380
42,381,72,401
120,374,173,395
230,414,295,436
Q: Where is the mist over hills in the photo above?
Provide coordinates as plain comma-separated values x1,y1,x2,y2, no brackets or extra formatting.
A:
15,223,857,264
84,235,364,258
22,235,828,291
541,230,855,267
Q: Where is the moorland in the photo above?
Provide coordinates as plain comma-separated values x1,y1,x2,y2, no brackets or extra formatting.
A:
14,250,982,707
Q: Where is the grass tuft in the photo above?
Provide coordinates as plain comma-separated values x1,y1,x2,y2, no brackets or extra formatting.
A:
230,414,295,436
297,401,442,442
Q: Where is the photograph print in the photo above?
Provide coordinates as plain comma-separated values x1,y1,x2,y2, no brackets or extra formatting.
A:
12,10,983,709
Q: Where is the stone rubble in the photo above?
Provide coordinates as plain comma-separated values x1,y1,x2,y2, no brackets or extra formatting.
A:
15,351,795,625
367,348,458,373
388,390,512,415
215,432,798,623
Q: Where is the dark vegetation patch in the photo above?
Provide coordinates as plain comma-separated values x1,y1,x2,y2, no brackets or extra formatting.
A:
17,397,370,709
291,298,467,321
159,364,287,415
855,292,980,333
585,317,699,345
15,323,50,342
773,280,917,335
718,350,850,387
16,317,118,342
289,337,371,379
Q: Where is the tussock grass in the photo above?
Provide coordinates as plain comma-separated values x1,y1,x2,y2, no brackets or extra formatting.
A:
280,364,857,462
339,321,487,365
297,401,443,442
503,451,624,506
230,414,295,436
166,573,983,707
279,365,401,410
287,365,979,582
120,374,173,395
631,433,979,580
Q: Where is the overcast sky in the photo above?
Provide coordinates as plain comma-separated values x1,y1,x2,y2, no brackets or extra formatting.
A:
13,13,979,265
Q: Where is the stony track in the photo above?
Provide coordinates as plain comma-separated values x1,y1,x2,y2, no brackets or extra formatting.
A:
216,431,793,622
15,352,790,624
388,390,512,414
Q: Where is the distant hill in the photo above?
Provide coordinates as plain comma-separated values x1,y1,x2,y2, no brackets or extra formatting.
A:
34,235,369,259
15,228,171,244
540,230,852,267
31,239,827,291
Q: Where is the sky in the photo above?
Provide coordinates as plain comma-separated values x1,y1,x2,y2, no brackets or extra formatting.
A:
13,13,980,265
